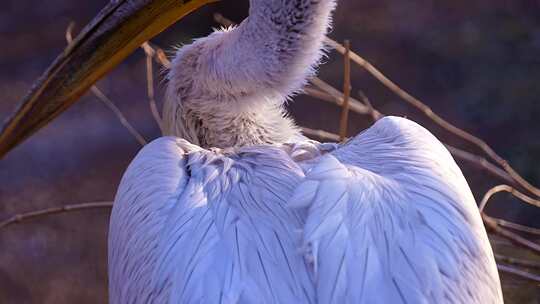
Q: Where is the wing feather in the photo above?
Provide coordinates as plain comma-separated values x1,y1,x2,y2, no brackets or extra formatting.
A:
109,139,315,304
110,117,502,304
292,116,503,304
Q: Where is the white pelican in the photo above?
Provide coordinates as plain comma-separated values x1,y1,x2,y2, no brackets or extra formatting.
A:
0,0,503,303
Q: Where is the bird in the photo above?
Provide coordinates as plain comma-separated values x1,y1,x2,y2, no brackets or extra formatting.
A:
0,0,503,303
107,0,503,303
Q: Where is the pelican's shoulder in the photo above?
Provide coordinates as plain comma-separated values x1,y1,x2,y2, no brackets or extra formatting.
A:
295,118,502,303
113,138,318,303
110,137,205,303
369,115,427,132
351,116,444,146
114,137,204,213
335,115,477,222
342,116,454,167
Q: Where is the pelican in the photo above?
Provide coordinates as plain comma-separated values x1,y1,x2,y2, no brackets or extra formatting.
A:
0,0,503,303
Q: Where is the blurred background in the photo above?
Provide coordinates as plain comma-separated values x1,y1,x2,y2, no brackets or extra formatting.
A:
0,0,539,303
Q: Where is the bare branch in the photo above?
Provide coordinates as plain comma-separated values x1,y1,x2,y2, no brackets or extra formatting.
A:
489,216,540,236
303,89,519,187
339,40,352,141
141,42,171,69
91,87,148,146
301,127,341,142
310,77,373,115
307,83,518,187
65,22,76,45
495,254,540,270
142,42,165,134
444,146,514,185
66,23,147,146
483,213,540,255
497,263,540,283
304,87,340,104
0,202,113,230
214,13,234,27
358,91,382,122
324,37,540,198
480,184,540,212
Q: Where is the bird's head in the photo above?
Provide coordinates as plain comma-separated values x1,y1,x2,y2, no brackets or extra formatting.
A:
0,0,216,159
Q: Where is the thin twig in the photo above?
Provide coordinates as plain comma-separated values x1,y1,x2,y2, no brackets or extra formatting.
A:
214,13,234,27
142,43,165,134
339,40,352,141
497,263,540,283
301,127,341,142
483,214,540,255
306,86,516,186
489,216,540,236
358,91,382,122
480,184,540,212
310,75,519,188
0,202,113,230
310,77,372,114
66,23,147,146
307,81,519,186
65,22,76,47
91,87,148,146
304,87,341,105
495,254,540,270
156,49,171,69
325,37,540,198
444,146,514,185
489,235,514,247
141,42,172,69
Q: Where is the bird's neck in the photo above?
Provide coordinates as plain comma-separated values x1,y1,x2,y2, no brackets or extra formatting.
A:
163,0,335,148
163,96,301,148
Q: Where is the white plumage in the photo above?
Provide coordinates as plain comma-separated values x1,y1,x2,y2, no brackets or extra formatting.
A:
108,0,503,303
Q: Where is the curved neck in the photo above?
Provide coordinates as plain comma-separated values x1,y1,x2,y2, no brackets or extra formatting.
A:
164,0,336,148
224,0,337,96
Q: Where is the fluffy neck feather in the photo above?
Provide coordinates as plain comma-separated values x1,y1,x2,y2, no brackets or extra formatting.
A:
163,0,336,149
